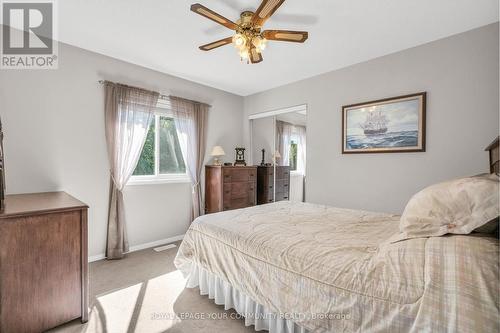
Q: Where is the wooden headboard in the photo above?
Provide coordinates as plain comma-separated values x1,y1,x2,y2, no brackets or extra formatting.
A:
485,137,499,174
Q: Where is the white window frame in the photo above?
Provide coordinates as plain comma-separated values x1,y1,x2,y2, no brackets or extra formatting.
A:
128,112,190,186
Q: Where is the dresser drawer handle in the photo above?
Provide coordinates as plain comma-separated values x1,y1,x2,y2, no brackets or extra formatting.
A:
250,173,254,177
284,197,289,199
225,190,231,194
284,184,289,187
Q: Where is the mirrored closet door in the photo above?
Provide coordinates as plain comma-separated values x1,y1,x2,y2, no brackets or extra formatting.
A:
249,105,307,204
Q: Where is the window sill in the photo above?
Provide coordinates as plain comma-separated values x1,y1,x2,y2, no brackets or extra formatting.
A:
127,176,191,186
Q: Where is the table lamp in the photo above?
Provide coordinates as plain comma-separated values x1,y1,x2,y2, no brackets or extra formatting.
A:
210,146,225,166
273,150,281,166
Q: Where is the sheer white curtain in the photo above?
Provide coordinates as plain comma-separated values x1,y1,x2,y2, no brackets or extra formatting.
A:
104,82,159,259
295,125,307,175
276,120,293,166
171,96,209,221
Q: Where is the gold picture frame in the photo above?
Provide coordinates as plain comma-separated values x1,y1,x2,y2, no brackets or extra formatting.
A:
342,92,426,154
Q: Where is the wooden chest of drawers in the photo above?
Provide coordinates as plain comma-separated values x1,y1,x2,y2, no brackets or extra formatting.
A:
257,166,290,204
0,192,88,333
205,166,257,213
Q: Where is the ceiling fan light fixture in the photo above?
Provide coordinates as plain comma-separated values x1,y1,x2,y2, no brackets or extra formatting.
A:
239,49,249,58
191,1,308,64
252,36,267,51
232,33,246,48
252,36,262,48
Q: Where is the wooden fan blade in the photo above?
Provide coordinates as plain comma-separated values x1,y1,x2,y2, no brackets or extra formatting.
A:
249,47,263,64
262,30,308,43
252,0,285,27
199,37,233,51
191,3,238,30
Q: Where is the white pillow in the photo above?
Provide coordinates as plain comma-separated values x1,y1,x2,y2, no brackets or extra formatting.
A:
397,174,499,240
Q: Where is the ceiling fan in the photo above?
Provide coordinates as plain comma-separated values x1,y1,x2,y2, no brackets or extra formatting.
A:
190,0,309,64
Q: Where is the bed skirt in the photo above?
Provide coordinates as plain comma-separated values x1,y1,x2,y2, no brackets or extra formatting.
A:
185,264,310,333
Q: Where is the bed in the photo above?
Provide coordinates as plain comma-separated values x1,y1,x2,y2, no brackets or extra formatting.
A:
174,143,500,332
175,200,499,332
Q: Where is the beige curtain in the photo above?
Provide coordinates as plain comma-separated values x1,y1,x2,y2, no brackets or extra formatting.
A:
104,82,159,259
276,120,293,166
170,96,209,221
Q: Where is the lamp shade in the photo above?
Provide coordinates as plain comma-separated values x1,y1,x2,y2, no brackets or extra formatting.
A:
273,150,282,159
211,146,226,157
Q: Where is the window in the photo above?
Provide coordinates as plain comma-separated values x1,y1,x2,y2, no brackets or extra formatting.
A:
130,114,189,184
289,141,298,171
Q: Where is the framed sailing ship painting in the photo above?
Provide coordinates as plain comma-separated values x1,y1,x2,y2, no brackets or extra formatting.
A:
342,92,426,154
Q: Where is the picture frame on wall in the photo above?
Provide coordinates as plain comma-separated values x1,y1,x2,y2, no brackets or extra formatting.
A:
342,92,426,154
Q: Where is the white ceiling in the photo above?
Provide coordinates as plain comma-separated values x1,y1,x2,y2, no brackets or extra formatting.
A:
58,0,498,96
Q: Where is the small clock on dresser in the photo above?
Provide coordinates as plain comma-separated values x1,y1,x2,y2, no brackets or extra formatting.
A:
234,147,246,166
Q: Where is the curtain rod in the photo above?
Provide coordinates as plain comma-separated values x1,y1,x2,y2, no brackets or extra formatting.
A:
98,80,211,107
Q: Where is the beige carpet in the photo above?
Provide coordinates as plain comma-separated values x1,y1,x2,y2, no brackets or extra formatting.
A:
47,242,256,333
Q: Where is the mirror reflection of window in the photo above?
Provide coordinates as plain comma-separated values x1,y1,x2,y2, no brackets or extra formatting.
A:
275,115,307,202
276,120,306,175
289,141,297,171
250,106,307,203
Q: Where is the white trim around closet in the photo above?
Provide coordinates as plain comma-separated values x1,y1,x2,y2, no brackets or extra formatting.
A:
248,104,307,120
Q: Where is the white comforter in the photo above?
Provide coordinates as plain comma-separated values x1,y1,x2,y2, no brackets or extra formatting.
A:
174,201,499,332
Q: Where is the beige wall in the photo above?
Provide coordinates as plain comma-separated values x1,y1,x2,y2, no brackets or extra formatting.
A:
0,39,244,258
244,23,499,213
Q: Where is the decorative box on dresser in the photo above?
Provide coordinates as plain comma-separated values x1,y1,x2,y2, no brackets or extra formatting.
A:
257,166,290,204
205,165,257,213
0,192,89,333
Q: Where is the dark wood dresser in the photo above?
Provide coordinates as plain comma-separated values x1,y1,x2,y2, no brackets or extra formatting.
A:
205,166,257,213
0,192,88,333
257,166,290,204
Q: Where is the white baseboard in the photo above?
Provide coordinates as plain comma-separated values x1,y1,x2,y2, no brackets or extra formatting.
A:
88,233,185,263
129,234,185,252
88,253,106,262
